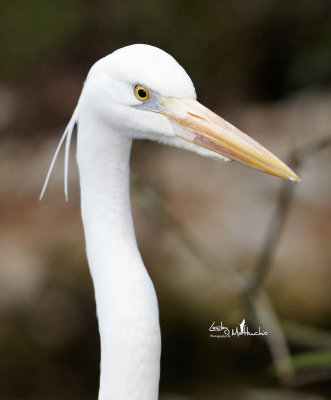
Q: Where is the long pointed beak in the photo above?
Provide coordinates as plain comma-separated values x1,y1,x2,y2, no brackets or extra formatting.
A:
156,98,300,182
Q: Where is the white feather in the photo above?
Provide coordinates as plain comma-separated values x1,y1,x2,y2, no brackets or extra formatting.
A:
39,104,79,201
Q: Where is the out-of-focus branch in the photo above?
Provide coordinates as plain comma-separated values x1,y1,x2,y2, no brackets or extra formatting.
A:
132,173,294,384
132,134,331,388
242,135,331,386
131,175,245,294
244,135,331,297
244,179,296,296
292,135,331,163
250,290,295,385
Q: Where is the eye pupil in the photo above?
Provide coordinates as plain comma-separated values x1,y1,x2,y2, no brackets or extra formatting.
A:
138,89,147,98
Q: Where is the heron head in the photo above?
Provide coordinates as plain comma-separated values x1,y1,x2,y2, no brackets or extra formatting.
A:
79,44,301,181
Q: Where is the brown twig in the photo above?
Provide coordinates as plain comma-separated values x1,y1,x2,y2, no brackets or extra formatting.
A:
244,135,331,297
250,289,295,385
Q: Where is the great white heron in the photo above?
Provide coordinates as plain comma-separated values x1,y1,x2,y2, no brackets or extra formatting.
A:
41,44,299,400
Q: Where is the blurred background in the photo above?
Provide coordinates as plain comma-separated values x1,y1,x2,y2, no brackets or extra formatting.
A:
1,1,331,399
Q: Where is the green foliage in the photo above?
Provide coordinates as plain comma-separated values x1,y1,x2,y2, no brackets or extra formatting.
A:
1,0,331,97
0,0,82,79
277,351,331,372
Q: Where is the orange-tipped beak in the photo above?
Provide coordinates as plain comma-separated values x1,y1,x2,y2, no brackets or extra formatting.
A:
155,97,300,182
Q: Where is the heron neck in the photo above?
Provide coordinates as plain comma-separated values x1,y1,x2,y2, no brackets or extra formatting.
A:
77,111,161,400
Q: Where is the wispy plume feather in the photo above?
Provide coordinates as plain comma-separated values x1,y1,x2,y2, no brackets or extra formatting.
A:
39,104,79,201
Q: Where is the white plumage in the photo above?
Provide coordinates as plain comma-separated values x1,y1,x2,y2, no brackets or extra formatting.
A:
41,44,299,400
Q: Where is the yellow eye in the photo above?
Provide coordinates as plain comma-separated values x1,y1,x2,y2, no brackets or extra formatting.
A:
134,85,149,101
